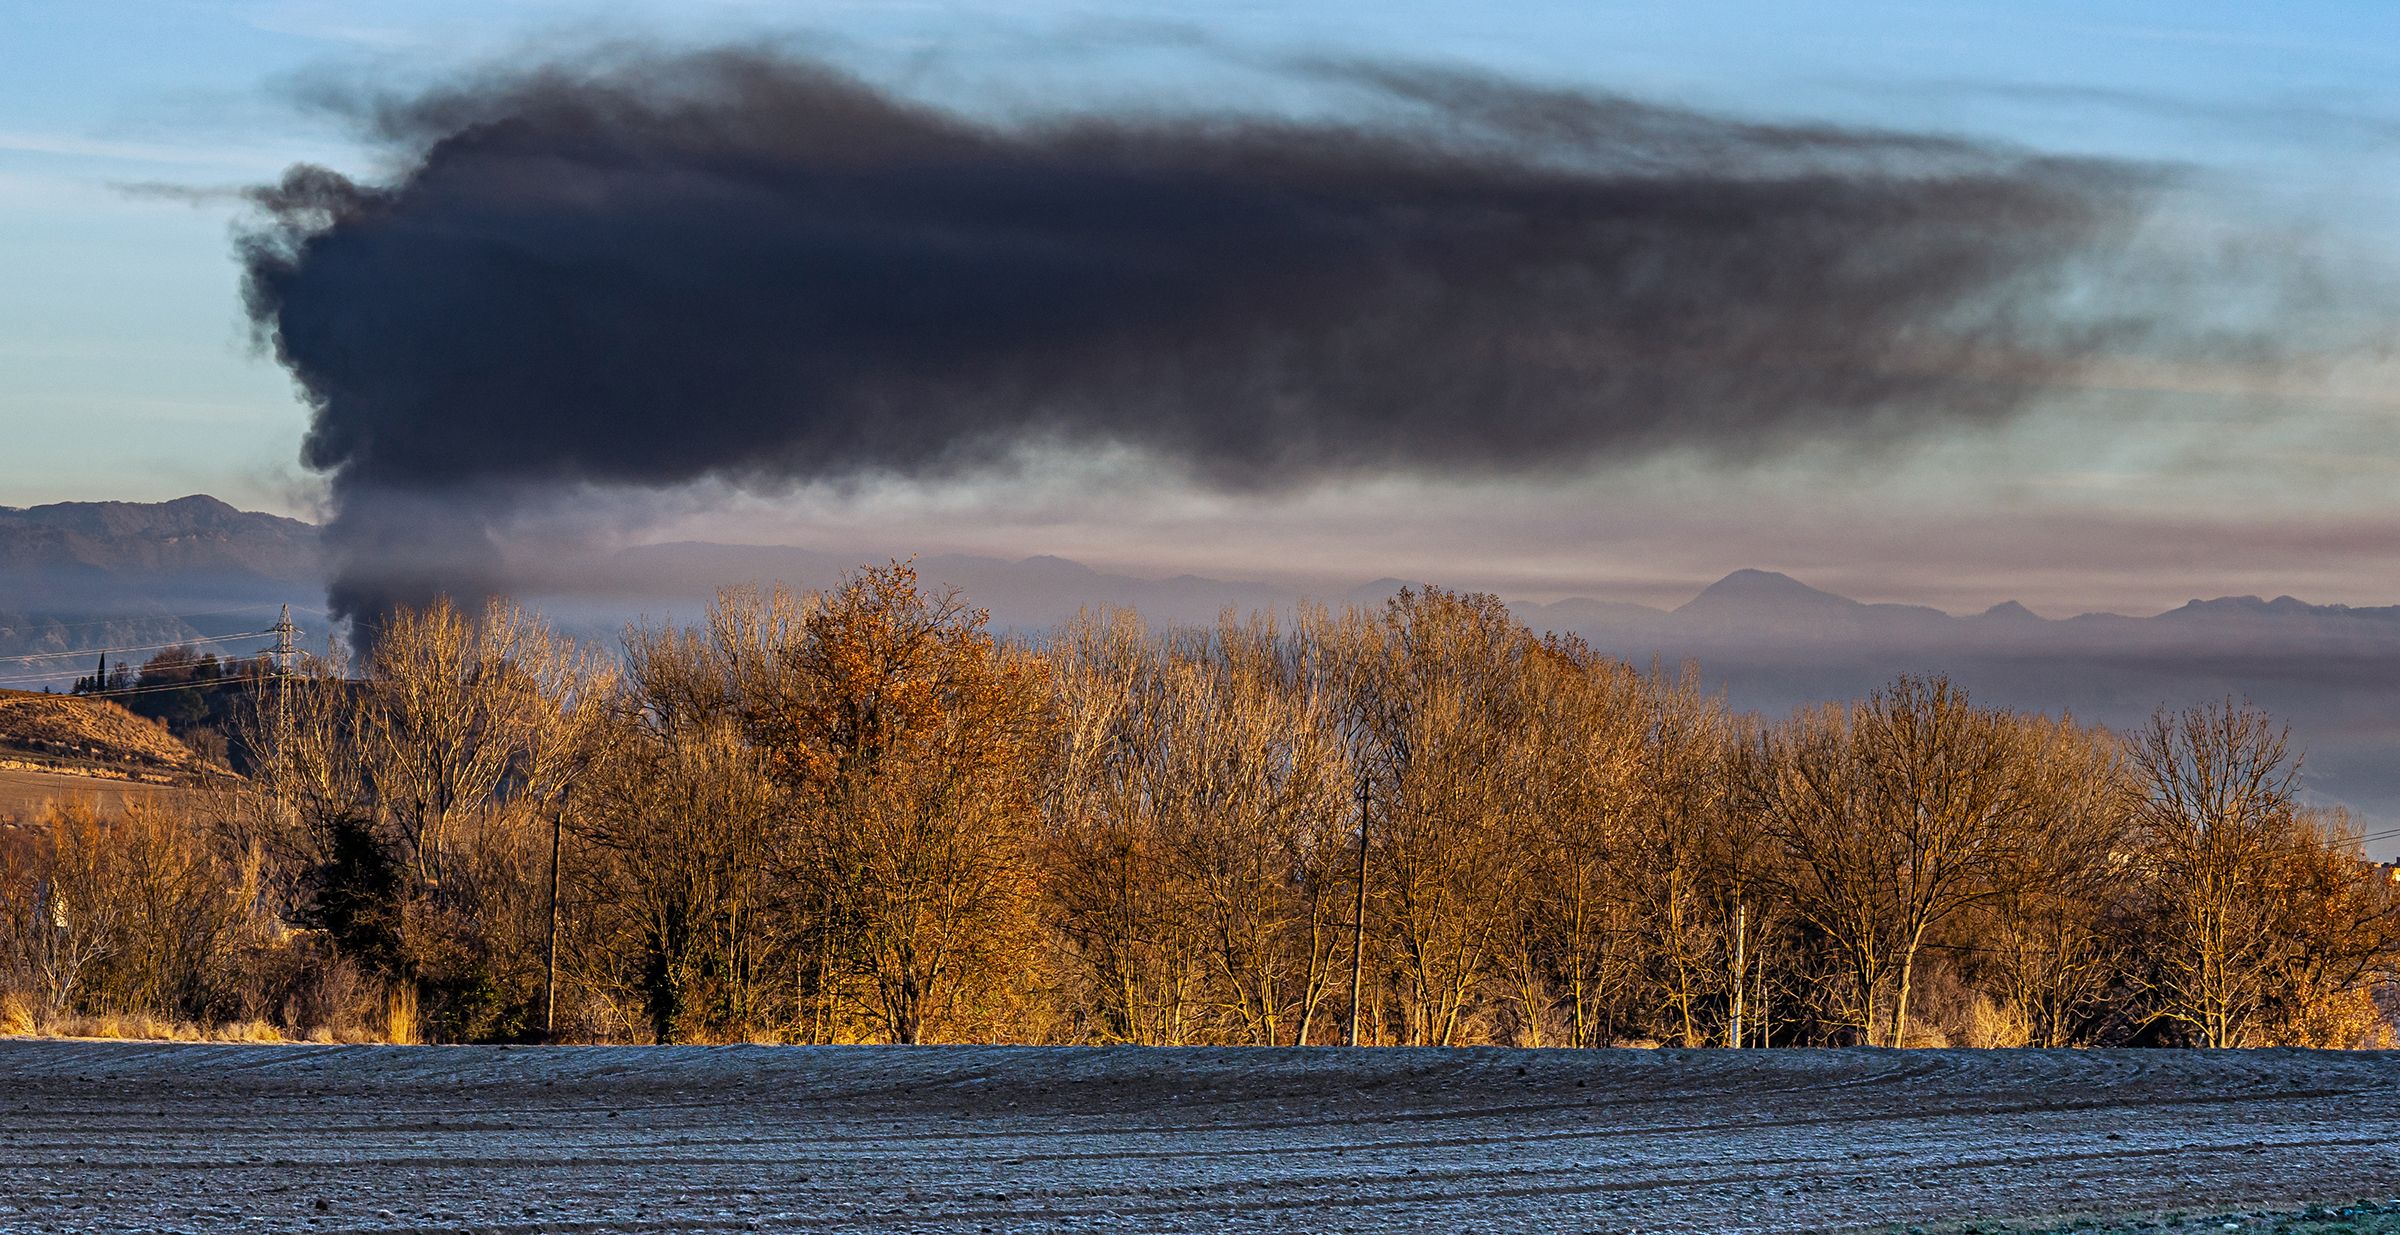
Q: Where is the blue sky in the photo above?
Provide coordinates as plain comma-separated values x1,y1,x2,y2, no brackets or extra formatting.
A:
4,1,2398,611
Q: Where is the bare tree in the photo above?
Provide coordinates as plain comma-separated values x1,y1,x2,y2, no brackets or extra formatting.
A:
577,703,782,1043
1040,612,1353,1046
1042,610,1209,1043
1978,717,2134,1047
1155,618,1353,1045
1,803,129,1017
2127,700,2302,1047
1761,677,2042,1047
2256,808,2400,1047
1327,589,1524,1046
1625,666,1759,1048
20,576,2400,1051
362,598,600,885
2129,702,2400,1047
1489,638,1646,1047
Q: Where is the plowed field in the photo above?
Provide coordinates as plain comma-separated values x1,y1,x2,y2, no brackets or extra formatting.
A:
2,1042,2395,1233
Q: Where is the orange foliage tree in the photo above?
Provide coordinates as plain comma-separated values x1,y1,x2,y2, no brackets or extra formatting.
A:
754,563,1048,1044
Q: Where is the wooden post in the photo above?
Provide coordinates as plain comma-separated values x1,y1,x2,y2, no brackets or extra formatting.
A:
1347,775,1371,1047
1728,901,1746,1049
1757,945,1770,1049
544,800,563,1040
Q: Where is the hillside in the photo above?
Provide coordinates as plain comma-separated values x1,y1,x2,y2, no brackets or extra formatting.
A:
0,496,320,680
0,689,212,777
0,494,315,579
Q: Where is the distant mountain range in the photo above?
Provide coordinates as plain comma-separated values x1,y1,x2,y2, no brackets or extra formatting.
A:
1517,568,2400,843
1,497,2393,842
0,496,320,671
543,544,2400,842
1525,565,2400,645
0,495,317,592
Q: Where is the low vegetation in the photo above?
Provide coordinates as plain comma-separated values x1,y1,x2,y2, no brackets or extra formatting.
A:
0,689,210,775
2,564,2394,1045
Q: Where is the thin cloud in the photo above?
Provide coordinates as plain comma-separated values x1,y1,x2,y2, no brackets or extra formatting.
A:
109,180,254,206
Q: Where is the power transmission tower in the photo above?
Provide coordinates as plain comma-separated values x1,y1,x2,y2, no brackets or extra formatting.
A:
268,603,299,791
269,604,299,677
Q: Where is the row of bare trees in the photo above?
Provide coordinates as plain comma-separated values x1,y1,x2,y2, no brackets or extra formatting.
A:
5,566,2395,1047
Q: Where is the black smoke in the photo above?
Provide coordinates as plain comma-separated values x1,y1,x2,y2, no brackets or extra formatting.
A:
241,50,2156,632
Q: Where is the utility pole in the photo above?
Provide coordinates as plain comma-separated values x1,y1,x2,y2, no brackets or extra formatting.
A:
544,792,565,1040
1728,901,1747,1049
1757,950,1770,1049
1347,775,1371,1048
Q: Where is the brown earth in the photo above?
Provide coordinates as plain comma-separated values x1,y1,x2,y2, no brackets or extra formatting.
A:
0,1042,2395,1233
0,688,202,774
0,689,222,833
0,764,208,830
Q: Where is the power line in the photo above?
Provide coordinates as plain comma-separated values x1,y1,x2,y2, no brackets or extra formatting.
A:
0,608,299,696
0,603,290,637
0,660,272,688
0,630,279,668
0,630,277,664
0,677,265,706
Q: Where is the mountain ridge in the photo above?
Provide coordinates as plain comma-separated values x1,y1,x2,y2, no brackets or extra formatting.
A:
0,494,316,575
11,496,2400,628
5,497,2397,837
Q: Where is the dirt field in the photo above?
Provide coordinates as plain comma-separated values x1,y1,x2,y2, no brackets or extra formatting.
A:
1,1042,2396,1234
0,765,199,828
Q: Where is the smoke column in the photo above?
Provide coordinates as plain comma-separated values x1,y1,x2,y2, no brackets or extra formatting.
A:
240,50,2154,632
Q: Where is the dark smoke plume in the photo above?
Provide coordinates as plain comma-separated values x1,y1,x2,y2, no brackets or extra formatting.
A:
241,50,2155,632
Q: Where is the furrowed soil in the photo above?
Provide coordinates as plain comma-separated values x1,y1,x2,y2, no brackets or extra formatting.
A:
0,765,200,828
1,1042,2396,1234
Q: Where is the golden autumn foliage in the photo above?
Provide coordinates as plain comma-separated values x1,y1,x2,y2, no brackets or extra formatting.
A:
4,568,2395,1048
571,564,1048,1044
771,565,1049,1044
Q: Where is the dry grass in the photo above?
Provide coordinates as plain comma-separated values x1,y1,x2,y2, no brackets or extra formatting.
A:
0,990,34,1037
383,985,421,1046
0,690,202,773
1964,994,2033,1050
51,1017,278,1043
0,993,407,1044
